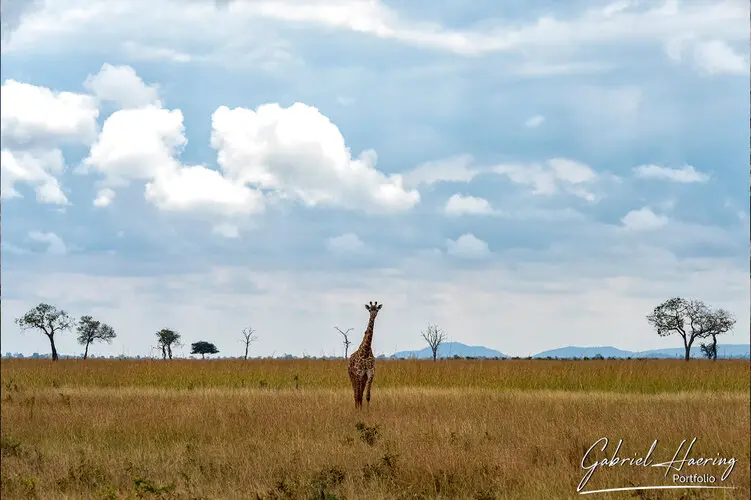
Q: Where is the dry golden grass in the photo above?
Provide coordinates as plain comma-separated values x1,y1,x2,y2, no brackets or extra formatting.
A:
1,359,749,499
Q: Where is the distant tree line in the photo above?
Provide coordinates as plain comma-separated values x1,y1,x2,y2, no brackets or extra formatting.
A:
13,303,263,361
13,296,738,362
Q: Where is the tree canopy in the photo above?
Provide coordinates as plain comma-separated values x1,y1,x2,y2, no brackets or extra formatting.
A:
15,303,74,361
191,341,219,359
646,297,736,361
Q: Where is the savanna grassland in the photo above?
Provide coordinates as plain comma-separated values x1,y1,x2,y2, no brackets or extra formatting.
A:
1,358,749,499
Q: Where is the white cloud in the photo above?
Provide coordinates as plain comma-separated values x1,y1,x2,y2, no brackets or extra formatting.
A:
145,166,265,214
524,115,545,128
28,230,67,255
621,207,669,231
692,40,747,76
84,63,162,109
494,158,600,201
0,149,68,204
210,103,419,212
444,194,495,216
633,164,710,183
0,79,98,147
3,0,745,65
83,106,185,184
446,233,490,259
212,222,240,238
93,188,116,207
402,155,479,188
121,40,192,63
326,233,365,255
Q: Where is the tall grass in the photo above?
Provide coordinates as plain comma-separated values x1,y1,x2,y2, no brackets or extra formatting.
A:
1,359,749,499
2,358,748,393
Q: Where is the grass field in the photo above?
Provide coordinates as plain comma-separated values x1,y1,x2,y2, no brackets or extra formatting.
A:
1,359,748,499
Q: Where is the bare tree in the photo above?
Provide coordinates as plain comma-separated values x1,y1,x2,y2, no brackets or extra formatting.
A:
77,315,116,359
421,324,446,361
241,326,258,360
15,303,74,361
335,326,353,358
646,298,736,361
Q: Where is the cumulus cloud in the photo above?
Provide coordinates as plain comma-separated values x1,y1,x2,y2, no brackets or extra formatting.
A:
212,222,240,238
633,164,710,183
210,103,419,212
28,231,67,255
0,79,99,147
326,233,366,255
524,115,545,128
621,207,669,231
93,188,116,207
145,166,265,214
446,233,490,259
0,149,69,204
84,63,162,109
444,194,495,216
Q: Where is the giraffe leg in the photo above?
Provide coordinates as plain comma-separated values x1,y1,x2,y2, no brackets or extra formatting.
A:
349,374,358,408
365,375,374,409
356,378,366,409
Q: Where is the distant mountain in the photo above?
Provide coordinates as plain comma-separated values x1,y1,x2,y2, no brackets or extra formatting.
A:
392,342,507,359
533,346,633,359
533,344,750,359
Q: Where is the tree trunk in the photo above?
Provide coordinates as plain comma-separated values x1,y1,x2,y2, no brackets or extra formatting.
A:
684,338,693,361
48,334,59,361
201,353,205,360
711,335,718,360
161,345,167,360
168,345,173,360
84,342,90,360
244,343,249,360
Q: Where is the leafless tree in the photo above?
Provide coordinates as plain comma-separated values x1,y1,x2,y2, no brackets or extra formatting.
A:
421,324,446,361
335,326,353,358
646,298,736,361
241,326,258,360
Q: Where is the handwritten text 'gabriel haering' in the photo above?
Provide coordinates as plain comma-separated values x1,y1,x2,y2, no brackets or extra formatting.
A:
578,437,737,493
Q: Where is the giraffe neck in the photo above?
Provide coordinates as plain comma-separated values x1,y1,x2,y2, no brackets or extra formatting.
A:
360,314,377,352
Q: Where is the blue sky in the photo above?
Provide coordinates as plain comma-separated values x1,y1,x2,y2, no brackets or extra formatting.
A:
1,0,748,358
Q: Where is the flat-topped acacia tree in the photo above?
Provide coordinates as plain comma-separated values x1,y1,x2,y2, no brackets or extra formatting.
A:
191,341,219,359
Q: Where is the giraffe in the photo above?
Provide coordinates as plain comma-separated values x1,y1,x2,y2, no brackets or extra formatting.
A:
348,301,382,409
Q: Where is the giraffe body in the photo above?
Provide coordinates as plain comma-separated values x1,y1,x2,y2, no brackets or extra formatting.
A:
348,301,382,409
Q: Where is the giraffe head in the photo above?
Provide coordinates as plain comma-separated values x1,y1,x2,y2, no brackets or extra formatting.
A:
365,301,383,315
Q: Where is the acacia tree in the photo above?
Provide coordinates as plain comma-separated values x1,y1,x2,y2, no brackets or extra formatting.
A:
156,329,181,360
77,315,116,359
191,341,219,359
421,324,446,361
699,308,736,360
335,326,353,358
646,298,736,361
15,303,74,361
241,326,258,360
